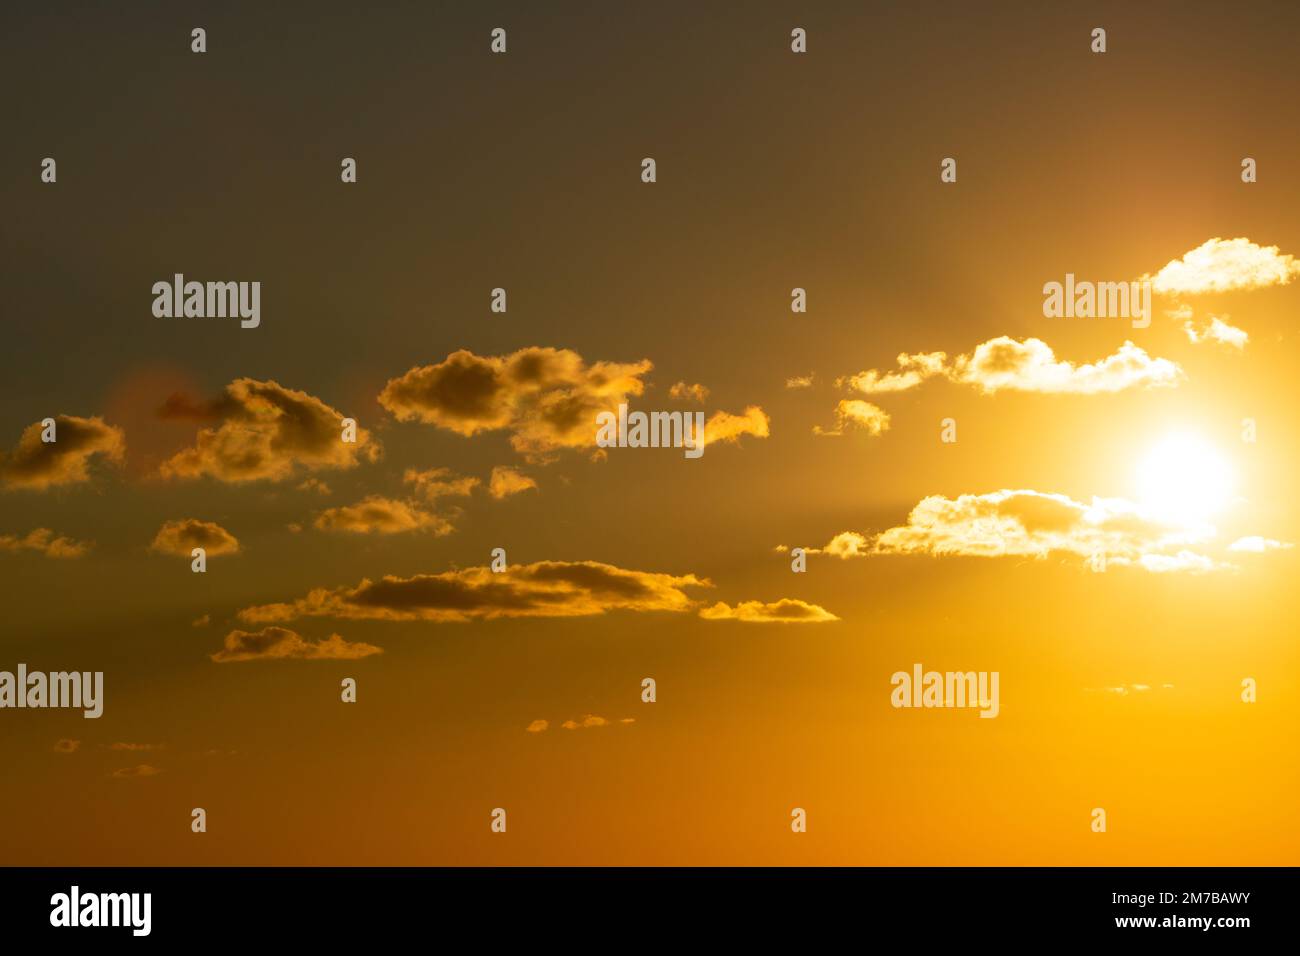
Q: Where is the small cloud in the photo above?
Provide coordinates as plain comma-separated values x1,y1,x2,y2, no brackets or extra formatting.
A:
0,528,92,559
699,598,839,623
813,400,889,437
1228,536,1294,553
0,415,125,491
668,381,710,403
704,406,770,446
489,466,537,499
1184,316,1248,349
560,714,637,730
210,626,383,663
1086,684,1174,697
525,719,549,733
1147,237,1300,295
52,738,80,754
192,614,211,628
837,352,947,394
314,495,453,536
150,519,239,557
107,742,164,752
403,467,478,501
297,477,332,495
112,764,162,778
785,374,815,389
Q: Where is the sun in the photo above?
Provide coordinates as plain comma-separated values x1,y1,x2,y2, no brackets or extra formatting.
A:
1135,432,1236,527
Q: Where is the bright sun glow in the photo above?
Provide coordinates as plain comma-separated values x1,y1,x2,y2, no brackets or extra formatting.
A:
1136,433,1236,526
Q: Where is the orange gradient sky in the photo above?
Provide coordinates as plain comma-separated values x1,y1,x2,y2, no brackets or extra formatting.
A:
1,0,1297,866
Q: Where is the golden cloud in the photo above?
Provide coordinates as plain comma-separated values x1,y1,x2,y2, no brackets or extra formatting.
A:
839,337,1182,397
813,399,890,437
668,381,710,402
560,714,634,730
210,626,383,662
704,406,771,445
314,495,453,536
953,338,1181,394
378,347,653,460
0,528,91,559
0,415,125,490
1184,316,1248,349
150,518,239,557
1148,237,1300,295
802,489,1230,573
112,765,162,778
238,560,712,624
1228,536,1294,553
489,465,537,499
159,378,379,483
699,599,839,623
403,467,479,501
838,351,948,394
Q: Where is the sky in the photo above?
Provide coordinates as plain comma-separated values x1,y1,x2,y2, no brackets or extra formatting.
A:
1,0,1297,866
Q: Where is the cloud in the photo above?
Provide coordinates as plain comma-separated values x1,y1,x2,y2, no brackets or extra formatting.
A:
378,347,653,460
108,742,164,752
837,338,1182,398
159,378,379,483
192,614,211,627
822,532,870,558
1148,237,1300,295
785,374,815,389
314,495,453,536
1087,683,1174,696
525,719,549,733
297,478,332,495
1137,550,1229,574
952,338,1182,394
238,560,712,625
1184,316,1248,349
210,626,383,662
699,599,839,623
52,739,80,754
704,406,771,446
838,351,948,394
403,467,478,501
150,519,239,557
1228,536,1294,553
0,415,125,490
489,466,537,499
668,381,709,402
0,528,91,558
801,489,1227,573
560,714,634,730
814,399,890,437
112,765,162,778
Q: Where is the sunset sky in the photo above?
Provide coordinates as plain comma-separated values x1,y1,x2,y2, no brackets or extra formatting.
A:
1,1,1297,866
